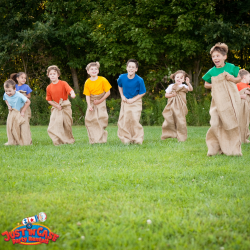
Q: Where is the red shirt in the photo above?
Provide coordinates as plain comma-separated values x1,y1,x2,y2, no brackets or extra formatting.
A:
237,82,249,91
46,80,73,103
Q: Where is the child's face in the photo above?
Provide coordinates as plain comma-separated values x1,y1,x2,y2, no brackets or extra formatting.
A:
212,51,227,68
17,73,26,85
175,73,185,84
5,87,16,97
245,74,250,83
126,62,138,76
87,66,99,77
48,70,59,82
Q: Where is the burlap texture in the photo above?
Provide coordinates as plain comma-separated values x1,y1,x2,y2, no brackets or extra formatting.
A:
161,84,189,142
5,109,26,145
206,72,242,156
117,98,144,144
19,90,32,145
47,99,75,146
85,92,108,144
239,87,250,143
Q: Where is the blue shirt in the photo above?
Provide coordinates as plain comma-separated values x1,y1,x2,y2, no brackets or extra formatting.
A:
16,84,33,94
117,73,146,99
3,91,28,111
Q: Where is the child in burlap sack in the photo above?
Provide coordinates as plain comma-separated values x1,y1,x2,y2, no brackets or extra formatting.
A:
117,59,146,144
203,43,242,156
3,79,31,145
83,62,112,144
46,65,76,146
236,69,250,143
10,72,33,145
161,70,193,142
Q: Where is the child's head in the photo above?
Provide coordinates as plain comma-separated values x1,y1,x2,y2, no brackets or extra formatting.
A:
210,43,228,67
126,59,139,75
86,62,100,77
4,79,16,97
47,65,61,82
239,69,250,83
170,70,189,84
10,72,27,85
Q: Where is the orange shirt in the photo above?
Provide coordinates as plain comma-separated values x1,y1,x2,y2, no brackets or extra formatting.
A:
83,76,112,96
46,80,73,103
237,82,249,91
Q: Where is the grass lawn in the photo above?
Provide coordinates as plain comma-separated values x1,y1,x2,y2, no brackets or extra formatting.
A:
0,125,250,250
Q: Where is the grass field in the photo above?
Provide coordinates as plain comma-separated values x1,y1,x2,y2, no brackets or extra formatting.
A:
1,125,250,250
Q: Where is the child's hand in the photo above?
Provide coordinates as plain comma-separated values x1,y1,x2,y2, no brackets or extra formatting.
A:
245,89,250,95
172,92,177,97
241,94,247,100
8,105,12,111
126,99,134,104
88,105,93,111
225,74,234,82
122,96,127,103
94,99,101,105
57,104,62,111
186,77,190,84
20,111,25,117
71,92,76,99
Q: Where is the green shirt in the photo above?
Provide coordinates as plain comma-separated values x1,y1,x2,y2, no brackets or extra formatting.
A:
202,62,240,84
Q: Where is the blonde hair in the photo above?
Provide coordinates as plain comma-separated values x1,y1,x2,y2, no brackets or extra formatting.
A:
210,43,228,56
170,70,189,81
86,62,100,71
239,69,249,79
47,65,61,76
4,79,16,89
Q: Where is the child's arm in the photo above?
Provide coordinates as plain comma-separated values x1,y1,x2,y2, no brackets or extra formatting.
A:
126,93,146,104
86,96,93,111
70,90,76,99
48,101,62,111
94,91,110,105
118,86,127,103
186,77,193,91
20,99,31,117
204,81,212,89
5,100,12,110
225,73,241,84
26,93,31,99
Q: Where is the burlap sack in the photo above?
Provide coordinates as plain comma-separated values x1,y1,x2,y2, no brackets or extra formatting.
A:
85,92,108,144
206,72,242,156
5,109,26,145
161,84,189,142
239,87,250,143
19,90,32,145
47,99,75,146
117,98,144,144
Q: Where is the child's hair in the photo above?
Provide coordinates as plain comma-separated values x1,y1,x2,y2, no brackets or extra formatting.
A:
4,79,16,89
126,59,139,68
10,72,26,84
47,65,61,76
210,43,228,56
86,62,100,71
170,70,189,81
239,69,249,79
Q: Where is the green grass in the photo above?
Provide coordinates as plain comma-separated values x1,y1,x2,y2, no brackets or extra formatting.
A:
0,125,250,250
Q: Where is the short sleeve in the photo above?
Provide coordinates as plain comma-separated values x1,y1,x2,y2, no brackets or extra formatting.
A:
20,93,28,103
202,71,212,84
26,85,33,94
117,75,122,87
233,65,240,78
165,84,173,94
46,86,52,101
83,81,90,96
102,77,112,92
138,78,146,95
63,81,73,95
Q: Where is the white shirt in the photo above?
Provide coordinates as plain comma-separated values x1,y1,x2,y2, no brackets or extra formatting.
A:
165,84,189,94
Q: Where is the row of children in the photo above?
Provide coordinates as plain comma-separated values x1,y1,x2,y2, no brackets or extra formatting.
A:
3,44,250,156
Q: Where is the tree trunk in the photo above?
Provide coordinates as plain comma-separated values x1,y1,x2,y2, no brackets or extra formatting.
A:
193,60,202,88
21,54,30,84
70,67,80,94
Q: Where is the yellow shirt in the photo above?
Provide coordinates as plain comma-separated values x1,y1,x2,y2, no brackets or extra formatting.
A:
83,76,112,96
